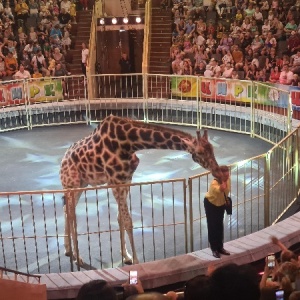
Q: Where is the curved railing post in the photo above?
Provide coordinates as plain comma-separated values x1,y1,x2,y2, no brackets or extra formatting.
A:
250,80,255,138
264,151,271,227
287,92,293,134
188,177,194,253
197,76,201,130
24,79,32,130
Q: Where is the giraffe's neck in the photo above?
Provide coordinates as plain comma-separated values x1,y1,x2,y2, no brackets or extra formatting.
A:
99,116,195,155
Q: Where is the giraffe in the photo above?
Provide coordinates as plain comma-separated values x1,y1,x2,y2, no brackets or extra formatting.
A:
60,115,224,265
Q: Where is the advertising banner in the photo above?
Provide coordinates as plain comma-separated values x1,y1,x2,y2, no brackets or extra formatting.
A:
0,79,64,107
171,76,290,108
0,81,25,106
171,76,198,97
29,79,63,102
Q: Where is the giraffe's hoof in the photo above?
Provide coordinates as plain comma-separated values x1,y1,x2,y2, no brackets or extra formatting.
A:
65,251,84,266
75,257,84,266
123,257,133,265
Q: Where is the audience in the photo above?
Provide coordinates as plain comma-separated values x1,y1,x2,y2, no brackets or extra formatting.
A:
0,0,81,83
76,279,117,300
2,0,300,87
72,234,300,300
169,0,300,85
259,236,300,299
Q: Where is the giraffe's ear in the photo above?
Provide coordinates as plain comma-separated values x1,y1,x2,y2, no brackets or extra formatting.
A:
203,129,208,140
196,130,208,143
196,130,200,140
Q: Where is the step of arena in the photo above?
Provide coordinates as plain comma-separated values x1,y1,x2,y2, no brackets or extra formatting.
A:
41,211,300,299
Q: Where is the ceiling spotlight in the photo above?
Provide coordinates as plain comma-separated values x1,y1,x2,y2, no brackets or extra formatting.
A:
99,18,105,25
136,16,141,23
123,17,128,24
112,17,117,24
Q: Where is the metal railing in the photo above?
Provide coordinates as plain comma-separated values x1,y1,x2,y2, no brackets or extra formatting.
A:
188,128,300,252
0,74,293,138
0,73,299,274
0,179,187,273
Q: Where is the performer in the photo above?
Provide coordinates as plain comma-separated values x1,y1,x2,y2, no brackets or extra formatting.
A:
204,165,231,258
119,52,132,89
81,42,89,77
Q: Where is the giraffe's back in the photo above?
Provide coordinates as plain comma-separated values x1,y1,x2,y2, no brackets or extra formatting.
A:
60,133,107,188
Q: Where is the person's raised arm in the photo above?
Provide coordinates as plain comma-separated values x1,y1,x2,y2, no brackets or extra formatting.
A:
0,43,5,59
271,236,289,252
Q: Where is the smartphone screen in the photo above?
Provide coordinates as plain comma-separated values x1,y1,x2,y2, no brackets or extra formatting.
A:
267,254,275,269
275,289,284,300
129,270,138,285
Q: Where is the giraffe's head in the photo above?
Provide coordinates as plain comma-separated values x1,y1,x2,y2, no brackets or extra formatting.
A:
190,130,224,182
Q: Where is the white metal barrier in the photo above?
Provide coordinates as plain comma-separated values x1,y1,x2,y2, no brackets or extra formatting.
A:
0,74,293,143
0,73,298,274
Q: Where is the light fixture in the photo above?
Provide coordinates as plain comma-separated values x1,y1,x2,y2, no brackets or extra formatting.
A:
135,16,141,23
119,26,125,32
123,17,128,24
99,18,105,25
112,17,117,24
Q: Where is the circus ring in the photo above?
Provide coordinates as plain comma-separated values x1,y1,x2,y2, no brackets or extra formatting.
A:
0,74,300,299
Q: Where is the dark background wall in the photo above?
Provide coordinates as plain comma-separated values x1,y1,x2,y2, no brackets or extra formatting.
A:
97,29,144,74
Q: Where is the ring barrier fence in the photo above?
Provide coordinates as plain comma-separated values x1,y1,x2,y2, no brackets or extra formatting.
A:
0,266,46,299
0,73,299,274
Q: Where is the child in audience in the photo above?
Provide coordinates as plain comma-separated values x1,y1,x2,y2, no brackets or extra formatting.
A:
261,20,271,38
43,41,51,57
52,0,60,16
29,0,39,19
4,2,14,20
32,66,43,78
48,57,56,75
206,33,216,54
18,27,27,46
235,9,243,23
0,56,6,78
206,21,215,37
29,26,38,43
70,0,77,23
52,16,60,28
62,26,71,50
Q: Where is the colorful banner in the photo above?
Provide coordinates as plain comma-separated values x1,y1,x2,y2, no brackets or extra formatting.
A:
171,77,290,108
286,86,300,111
0,79,64,107
0,82,25,106
171,76,198,97
29,79,63,102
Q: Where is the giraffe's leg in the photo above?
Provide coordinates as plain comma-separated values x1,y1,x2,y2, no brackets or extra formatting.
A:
63,202,71,256
64,190,84,265
117,212,132,264
113,185,139,264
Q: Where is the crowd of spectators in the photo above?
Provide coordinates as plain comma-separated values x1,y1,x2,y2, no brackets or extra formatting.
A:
168,0,300,86
0,0,85,85
75,235,300,300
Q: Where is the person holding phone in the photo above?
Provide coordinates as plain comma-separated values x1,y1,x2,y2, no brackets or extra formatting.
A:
129,271,138,285
204,165,231,258
259,254,293,300
122,270,145,299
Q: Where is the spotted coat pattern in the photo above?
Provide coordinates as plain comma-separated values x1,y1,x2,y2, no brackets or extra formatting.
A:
60,115,222,264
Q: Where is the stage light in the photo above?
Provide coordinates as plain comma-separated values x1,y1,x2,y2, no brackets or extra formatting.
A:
136,16,141,23
99,18,105,25
112,17,117,24
123,17,128,24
